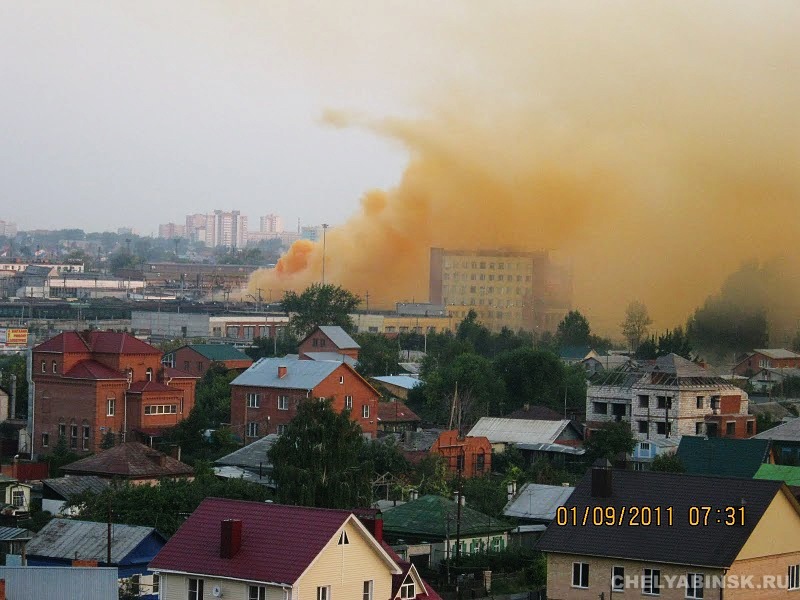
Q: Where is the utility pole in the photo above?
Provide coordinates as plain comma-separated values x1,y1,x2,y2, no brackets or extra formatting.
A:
321,224,329,285
107,496,113,565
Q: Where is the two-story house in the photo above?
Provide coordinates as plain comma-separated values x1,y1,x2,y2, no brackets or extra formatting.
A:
298,325,360,363
162,344,253,378
586,353,753,441
734,349,800,377
538,461,800,599
230,357,380,441
430,430,492,478
149,498,441,600
32,331,197,454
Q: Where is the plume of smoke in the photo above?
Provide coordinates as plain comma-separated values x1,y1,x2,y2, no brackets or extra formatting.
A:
250,1,800,335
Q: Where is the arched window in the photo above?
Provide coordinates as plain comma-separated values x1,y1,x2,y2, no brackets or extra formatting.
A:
52,361,58,374
41,361,46,373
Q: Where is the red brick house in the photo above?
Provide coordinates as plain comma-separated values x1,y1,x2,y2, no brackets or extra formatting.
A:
298,326,360,361
430,430,492,478
163,344,253,378
734,348,800,376
32,331,197,455
230,357,379,441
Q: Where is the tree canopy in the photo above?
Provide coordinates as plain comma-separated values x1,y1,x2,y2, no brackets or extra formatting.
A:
556,310,592,348
268,398,372,508
584,422,636,462
354,333,401,378
621,301,652,352
281,284,361,338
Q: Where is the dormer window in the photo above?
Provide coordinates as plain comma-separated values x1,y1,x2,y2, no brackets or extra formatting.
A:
400,581,416,599
338,530,349,545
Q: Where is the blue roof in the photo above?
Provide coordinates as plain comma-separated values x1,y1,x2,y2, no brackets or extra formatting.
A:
231,357,342,390
371,375,423,390
317,326,360,349
303,352,358,367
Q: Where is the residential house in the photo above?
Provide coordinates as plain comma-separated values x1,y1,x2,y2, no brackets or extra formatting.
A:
734,348,800,376
586,353,753,442
0,527,32,565
430,430,492,478
149,497,441,600
163,344,253,378
230,357,380,441
629,437,679,471
382,429,444,464
298,325,360,361
377,400,421,433
754,419,800,464
582,353,634,376
212,434,279,487
370,376,423,401
538,462,800,599
41,476,109,516
676,436,772,478
0,566,119,600
382,495,512,568
748,367,800,394
503,483,574,548
0,475,31,518
27,519,165,595
31,331,198,454
60,442,193,484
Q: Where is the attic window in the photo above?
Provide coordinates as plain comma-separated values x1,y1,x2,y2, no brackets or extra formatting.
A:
339,376,344,384
338,531,349,545
400,581,416,599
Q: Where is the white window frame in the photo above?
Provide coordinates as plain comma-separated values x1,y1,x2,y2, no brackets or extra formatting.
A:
247,393,260,409
345,396,353,410
247,422,259,438
789,564,800,590
643,568,661,595
278,396,289,410
339,375,344,384
107,397,115,417
41,433,49,448
363,580,373,600
188,578,204,600
572,562,589,589
316,586,331,600
612,566,624,592
11,489,24,507
362,404,370,419
276,424,287,435
52,361,58,373
686,572,704,599
639,442,651,453
249,585,267,600
400,582,415,599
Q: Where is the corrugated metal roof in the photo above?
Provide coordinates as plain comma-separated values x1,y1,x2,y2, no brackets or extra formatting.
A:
755,348,800,360
503,483,574,521
0,567,119,600
303,352,358,367
214,434,280,470
317,326,360,349
231,357,341,389
43,476,110,500
27,519,163,564
0,526,32,541
754,417,800,442
371,375,423,390
515,442,585,455
184,344,253,362
467,417,572,444
213,466,275,488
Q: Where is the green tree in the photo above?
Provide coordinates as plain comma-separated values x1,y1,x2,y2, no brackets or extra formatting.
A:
650,453,684,472
100,432,116,449
0,354,28,419
556,310,592,348
583,422,636,462
413,454,450,497
354,333,401,377
621,300,652,352
245,333,299,360
282,284,361,338
268,399,372,508
462,475,509,518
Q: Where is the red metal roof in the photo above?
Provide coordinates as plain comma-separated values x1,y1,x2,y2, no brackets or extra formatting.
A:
34,331,91,354
382,541,441,600
150,498,354,584
127,380,180,394
62,360,126,381
34,331,160,355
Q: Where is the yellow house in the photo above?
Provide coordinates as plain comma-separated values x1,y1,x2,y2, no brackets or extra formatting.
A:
538,460,800,599
150,499,440,600
0,474,31,515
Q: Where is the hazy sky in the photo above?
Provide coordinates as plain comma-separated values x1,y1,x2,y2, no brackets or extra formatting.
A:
0,2,432,234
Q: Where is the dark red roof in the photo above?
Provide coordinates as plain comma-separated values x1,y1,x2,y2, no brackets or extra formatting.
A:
164,366,200,379
63,360,126,381
377,400,421,423
34,331,91,354
382,541,441,600
150,498,357,584
62,442,193,478
34,331,160,356
127,380,180,394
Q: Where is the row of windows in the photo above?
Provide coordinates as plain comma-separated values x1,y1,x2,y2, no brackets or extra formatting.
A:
43,424,91,450
245,402,367,438
443,272,532,283
41,361,154,381
247,393,291,409
444,260,533,271
144,404,178,415
443,285,532,296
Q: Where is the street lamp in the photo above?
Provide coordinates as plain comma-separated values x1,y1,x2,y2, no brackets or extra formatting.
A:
321,224,329,285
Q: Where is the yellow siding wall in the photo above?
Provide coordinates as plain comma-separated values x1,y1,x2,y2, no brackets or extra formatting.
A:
737,490,800,559
295,520,395,600
160,573,287,600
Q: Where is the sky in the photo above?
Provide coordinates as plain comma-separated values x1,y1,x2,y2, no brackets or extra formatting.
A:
0,1,427,233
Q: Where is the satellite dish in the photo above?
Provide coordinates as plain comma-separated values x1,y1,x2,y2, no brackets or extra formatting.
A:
212,586,223,597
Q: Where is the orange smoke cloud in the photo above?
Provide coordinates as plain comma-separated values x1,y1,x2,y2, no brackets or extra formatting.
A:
251,2,800,337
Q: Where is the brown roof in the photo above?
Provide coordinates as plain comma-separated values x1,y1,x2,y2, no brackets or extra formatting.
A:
62,442,193,479
377,400,421,423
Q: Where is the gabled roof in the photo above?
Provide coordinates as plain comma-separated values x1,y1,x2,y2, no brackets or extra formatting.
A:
163,366,200,379
382,495,511,540
753,418,800,442
150,498,397,585
35,331,160,355
371,375,423,391
560,346,594,361
753,348,800,360
316,325,360,349
27,519,164,564
503,483,575,522
179,344,252,362
62,360,126,381
467,417,579,445
214,434,280,470
676,436,771,478
650,353,709,378
377,400,421,423
231,357,341,390
127,380,179,394
537,469,787,568
34,332,91,354
42,476,110,499
62,442,193,478
0,527,31,542
754,463,800,487
302,352,358,367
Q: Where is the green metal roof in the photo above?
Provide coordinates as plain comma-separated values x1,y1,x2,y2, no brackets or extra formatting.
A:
754,463,800,487
185,344,252,362
381,495,511,541
676,436,771,479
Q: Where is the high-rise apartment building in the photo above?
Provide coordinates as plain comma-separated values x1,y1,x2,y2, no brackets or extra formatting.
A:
182,211,247,248
158,223,186,239
429,247,572,333
259,214,283,234
0,220,18,238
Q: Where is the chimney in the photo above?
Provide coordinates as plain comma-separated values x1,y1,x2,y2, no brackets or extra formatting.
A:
591,458,613,498
357,512,384,543
278,365,287,379
0,577,5,600
220,519,243,559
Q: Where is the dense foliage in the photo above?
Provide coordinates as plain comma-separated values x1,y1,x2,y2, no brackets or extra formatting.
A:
281,284,361,337
583,421,636,462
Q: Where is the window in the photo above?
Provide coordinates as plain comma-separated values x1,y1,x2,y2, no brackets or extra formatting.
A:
184,360,190,371
686,573,704,599
278,396,289,410
638,420,648,434
144,405,177,415
696,422,704,435
612,566,624,592
339,375,344,384
82,425,90,450
247,422,259,438
400,582,416,599
41,433,49,447
476,452,485,472
188,578,204,600
789,564,800,590
249,586,267,600
11,490,24,507
345,396,353,410
643,568,660,595
656,421,670,435
639,442,651,453
656,396,671,410
592,402,608,415
363,580,373,600
696,396,704,409
362,405,370,419
276,424,287,435
58,423,66,438
247,393,260,408
40,361,46,373
70,425,78,449
572,562,589,588
317,586,330,600
107,397,115,417
338,530,349,545
146,368,153,381
746,420,755,435
152,575,159,593
52,361,58,373
456,454,465,472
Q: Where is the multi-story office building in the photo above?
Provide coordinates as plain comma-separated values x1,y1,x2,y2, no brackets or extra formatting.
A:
428,247,572,333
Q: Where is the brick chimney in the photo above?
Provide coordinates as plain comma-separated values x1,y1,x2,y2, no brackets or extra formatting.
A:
0,577,5,600
356,512,383,543
278,365,287,379
220,519,243,559
591,458,613,498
